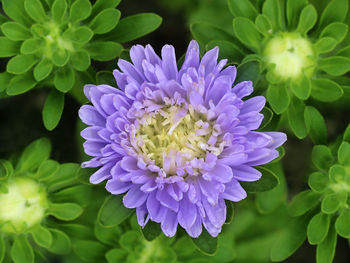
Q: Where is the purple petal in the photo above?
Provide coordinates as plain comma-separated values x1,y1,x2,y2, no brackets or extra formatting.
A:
180,40,200,70
202,198,226,228
123,186,148,208
222,179,247,202
264,132,287,149
207,164,233,183
120,156,139,172
186,213,202,238
130,45,146,73
117,59,144,84
245,148,279,166
178,194,197,229
231,165,262,182
240,96,266,114
136,203,149,227
161,45,178,80
161,209,178,237
146,191,167,223
232,81,253,98
106,179,131,194
79,105,105,127
156,188,179,212
89,162,114,184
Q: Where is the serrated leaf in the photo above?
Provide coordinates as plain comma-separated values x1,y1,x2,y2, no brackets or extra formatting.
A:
287,0,308,28
11,236,34,263
318,56,350,76
54,66,75,93
42,89,64,130
288,190,320,216
16,138,51,172
267,83,290,114
34,58,53,81
227,0,258,20
304,106,327,145
191,229,217,255
98,195,133,227
307,212,330,245
24,0,48,23
287,97,307,139
74,240,106,262
320,22,348,43
297,4,317,35
1,22,31,41
87,41,123,61
314,37,337,54
89,8,120,34
311,145,333,171
31,224,53,248
335,208,350,238
318,0,348,30
7,72,37,95
2,0,33,26
241,166,279,192
7,54,38,75
142,221,161,241
337,141,350,165
308,172,328,193
52,0,67,22
233,17,262,51
262,0,282,31
206,40,243,64
47,229,71,255
48,203,83,221
311,78,343,102
107,13,162,43
316,224,337,263
69,0,92,23
71,50,90,71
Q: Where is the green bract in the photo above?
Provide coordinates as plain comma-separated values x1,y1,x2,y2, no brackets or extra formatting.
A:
0,138,91,263
0,0,162,130
191,0,350,139
278,124,350,263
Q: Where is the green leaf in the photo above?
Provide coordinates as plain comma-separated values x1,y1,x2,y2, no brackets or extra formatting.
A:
89,8,120,34
318,56,350,76
307,212,330,245
73,240,106,262
270,215,309,261
98,195,133,227
35,160,59,180
287,0,308,28
52,48,70,67
7,72,37,95
267,84,290,114
287,97,307,139
191,22,235,46
87,41,123,61
320,22,348,43
255,14,272,36
1,22,31,41
191,229,217,255
338,141,350,165
24,0,48,23
52,0,67,22
48,203,83,221
45,163,80,191
16,138,51,172
91,0,121,17
47,229,71,255
21,39,42,54
119,231,142,251
321,193,343,214
311,78,343,102
51,185,91,206
290,74,311,100
308,172,329,193
206,40,243,64
314,37,337,54
71,50,90,71
312,145,334,171
34,58,53,81
225,201,234,224
0,236,4,263
259,107,274,130
11,236,34,263
70,27,93,44
31,224,53,248
7,54,38,75
54,66,75,93
262,0,282,31
335,208,350,238
0,72,12,93
0,37,20,57
336,45,350,57
141,221,161,241
227,0,258,20
106,249,127,263
235,60,261,85
2,0,33,26
96,70,116,86
288,190,320,216
241,166,279,192
108,13,162,43
344,124,350,142
329,164,347,184
318,0,348,30
69,0,92,23
316,224,337,263
297,4,317,35
43,89,65,130
304,106,327,145
0,159,13,178
94,223,120,246
233,17,262,51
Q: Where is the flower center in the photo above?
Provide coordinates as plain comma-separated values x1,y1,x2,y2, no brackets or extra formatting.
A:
132,104,224,175
0,177,48,234
264,32,315,80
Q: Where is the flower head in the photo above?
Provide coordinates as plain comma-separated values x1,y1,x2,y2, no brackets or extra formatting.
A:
79,40,286,237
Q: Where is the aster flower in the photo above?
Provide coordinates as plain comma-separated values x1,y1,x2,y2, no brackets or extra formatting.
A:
79,40,286,238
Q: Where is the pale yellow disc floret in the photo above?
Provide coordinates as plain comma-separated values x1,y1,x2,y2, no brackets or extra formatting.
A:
264,32,315,80
0,177,48,233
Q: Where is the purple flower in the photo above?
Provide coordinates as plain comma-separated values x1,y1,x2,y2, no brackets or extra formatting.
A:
79,40,286,238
